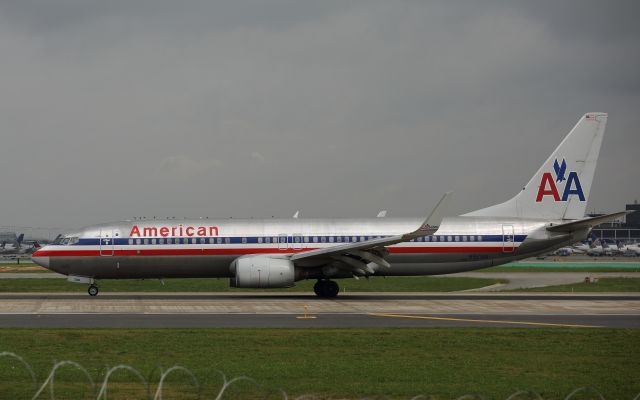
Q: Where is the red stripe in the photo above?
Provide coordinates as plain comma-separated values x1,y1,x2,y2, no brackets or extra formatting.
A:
35,246,508,258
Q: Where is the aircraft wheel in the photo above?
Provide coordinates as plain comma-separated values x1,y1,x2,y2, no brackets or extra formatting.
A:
314,280,339,298
313,280,323,296
88,284,99,297
324,280,339,298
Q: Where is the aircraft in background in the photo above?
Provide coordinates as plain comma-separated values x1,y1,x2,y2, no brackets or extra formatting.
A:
616,241,640,256
0,233,24,254
33,113,627,297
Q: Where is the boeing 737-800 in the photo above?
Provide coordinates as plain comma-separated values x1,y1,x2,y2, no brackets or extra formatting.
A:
32,113,626,297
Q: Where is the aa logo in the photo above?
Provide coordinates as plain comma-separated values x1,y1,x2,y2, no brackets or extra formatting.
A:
536,158,585,202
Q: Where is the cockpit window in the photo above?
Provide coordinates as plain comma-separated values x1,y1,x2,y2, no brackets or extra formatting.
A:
54,235,80,245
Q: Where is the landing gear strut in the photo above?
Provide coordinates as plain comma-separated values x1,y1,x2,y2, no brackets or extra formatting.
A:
313,280,339,298
88,284,99,297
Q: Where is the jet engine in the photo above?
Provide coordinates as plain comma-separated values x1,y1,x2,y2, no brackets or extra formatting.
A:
229,256,295,288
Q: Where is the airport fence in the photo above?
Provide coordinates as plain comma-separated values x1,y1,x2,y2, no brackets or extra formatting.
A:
0,351,636,399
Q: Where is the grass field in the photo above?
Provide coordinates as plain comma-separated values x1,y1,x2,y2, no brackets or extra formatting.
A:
485,265,640,272
0,276,504,293
514,277,640,292
0,328,637,399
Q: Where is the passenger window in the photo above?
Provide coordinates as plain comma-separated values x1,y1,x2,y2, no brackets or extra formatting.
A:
447,236,452,242
143,239,149,245
258,237,263,244
128,238,133,245
478,236,483,241
417,237,422,242
216,237,222,244
352,236,357,242
320,237,326,243
304,236,309,243
337,236,342,243
191,238,197,244
313,237,318,243
329,236,334,243
200,238,205,244
455,236,459,242
151,238,156,245
242,237,247,244
360,236,365,242
470,236,475,241
225,237,231,244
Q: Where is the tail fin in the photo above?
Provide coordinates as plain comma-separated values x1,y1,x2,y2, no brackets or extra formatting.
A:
16,233,24,247
464,113,607,220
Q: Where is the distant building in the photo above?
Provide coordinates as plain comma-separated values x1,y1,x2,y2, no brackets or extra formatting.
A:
591,201,640,241
625,201,640,228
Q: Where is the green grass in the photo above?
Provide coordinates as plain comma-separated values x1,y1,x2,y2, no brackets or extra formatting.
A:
514,277,640,292
483,265,640,272
0,276,503,293
0,328,637,399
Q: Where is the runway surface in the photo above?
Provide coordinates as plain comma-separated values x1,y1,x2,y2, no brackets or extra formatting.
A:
0,292,638,328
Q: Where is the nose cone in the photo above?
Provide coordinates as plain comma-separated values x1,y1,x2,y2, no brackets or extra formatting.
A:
31,248,50,269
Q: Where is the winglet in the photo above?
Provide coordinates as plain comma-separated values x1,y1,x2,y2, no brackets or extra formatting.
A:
403,192,452,239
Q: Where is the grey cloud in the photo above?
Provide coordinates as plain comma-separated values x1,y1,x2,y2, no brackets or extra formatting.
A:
0,1,638,229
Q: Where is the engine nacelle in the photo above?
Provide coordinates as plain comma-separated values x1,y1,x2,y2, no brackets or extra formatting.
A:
229,256,295,288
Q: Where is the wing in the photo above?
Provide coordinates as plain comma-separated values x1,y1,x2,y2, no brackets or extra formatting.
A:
290,192,452,276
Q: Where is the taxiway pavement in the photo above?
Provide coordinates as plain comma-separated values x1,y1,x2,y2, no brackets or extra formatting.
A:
0,292,637,328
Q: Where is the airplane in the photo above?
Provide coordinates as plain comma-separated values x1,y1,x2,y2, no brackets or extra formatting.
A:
32,112,627,297
0,233,25,254
616,241,640,256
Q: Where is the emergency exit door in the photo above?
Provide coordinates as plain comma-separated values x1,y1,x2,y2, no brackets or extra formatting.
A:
99,229,115,256
502,224,515,253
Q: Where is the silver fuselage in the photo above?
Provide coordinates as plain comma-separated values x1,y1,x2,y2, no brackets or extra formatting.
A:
32,216,586,280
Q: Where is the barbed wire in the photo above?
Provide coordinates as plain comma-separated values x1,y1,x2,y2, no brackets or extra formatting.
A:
0,351,634,399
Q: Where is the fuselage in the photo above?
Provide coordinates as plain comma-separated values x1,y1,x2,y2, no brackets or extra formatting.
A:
32,216,583,280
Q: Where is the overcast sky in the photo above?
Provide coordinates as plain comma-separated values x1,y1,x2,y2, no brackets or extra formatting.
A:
1,0,639,231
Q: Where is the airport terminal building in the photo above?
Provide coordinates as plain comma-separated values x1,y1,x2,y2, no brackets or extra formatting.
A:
591,201,640,241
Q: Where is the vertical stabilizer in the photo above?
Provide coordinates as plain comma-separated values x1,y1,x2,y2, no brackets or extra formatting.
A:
464,113,607,220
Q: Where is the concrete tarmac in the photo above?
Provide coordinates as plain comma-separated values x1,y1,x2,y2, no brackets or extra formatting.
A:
0,292,637,328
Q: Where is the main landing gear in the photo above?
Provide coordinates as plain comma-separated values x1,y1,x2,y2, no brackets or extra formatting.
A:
88,284,99,297
313,279,339,298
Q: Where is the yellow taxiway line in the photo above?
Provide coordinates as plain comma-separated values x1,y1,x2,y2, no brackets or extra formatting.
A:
368,313,601,328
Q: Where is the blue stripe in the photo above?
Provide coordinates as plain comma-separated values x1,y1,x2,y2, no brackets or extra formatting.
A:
56,234,528,246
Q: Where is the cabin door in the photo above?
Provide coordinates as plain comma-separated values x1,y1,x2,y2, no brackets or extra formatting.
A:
502,224,515,253
99,229,115,256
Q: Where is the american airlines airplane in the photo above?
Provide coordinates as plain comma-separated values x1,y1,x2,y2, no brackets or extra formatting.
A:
32,113,626,297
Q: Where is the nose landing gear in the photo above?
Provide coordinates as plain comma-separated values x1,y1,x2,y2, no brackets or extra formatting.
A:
313,280,339,298
88,284,99,297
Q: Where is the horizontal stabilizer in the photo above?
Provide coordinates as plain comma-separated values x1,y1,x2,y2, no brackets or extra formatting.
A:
546,211,629,233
